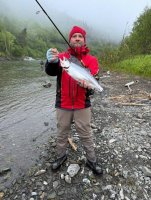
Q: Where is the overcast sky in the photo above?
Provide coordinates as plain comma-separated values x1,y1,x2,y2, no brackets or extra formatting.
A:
1,0,151,42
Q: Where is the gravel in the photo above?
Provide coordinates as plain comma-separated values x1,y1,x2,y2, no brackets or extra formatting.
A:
1,72,151,200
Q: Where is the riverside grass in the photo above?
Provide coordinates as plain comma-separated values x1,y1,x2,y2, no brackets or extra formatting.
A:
112,55,151,78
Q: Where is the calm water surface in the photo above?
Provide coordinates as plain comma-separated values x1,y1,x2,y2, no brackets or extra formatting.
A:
0,60,56,187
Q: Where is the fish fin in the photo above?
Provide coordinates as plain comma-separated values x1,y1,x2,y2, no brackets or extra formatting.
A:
59,57,70,69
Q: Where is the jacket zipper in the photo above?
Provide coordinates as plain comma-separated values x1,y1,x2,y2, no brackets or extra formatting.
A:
69,77,71,97
72,79,74,109
76,84,79,97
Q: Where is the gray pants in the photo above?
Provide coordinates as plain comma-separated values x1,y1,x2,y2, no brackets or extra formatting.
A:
56,108,96,162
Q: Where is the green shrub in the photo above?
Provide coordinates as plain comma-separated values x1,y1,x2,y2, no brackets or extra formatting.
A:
112,55,151,78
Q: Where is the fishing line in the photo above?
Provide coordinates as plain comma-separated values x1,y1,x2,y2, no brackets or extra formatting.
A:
35,0,72,49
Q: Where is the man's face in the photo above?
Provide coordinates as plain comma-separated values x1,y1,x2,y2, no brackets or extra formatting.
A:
70,33,85,47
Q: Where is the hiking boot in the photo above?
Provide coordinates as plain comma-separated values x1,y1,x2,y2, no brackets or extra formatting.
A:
51,154,67,171
86,160,103,175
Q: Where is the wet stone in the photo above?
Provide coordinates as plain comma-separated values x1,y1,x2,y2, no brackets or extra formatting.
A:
57,190,65,196
47,191,56,199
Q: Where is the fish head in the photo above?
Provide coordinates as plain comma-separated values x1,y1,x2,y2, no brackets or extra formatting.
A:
60,57,70,69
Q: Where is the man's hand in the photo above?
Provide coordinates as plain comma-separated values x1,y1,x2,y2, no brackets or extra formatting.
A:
78,80,92,89
46,48,59,63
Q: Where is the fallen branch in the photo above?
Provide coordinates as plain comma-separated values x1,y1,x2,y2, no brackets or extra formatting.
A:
117,103,148,106
68,137,77,151
125,81,135,92
109,95,125,99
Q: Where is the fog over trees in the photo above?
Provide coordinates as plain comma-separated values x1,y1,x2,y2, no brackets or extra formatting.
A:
1,0,151,43
0,0,151,65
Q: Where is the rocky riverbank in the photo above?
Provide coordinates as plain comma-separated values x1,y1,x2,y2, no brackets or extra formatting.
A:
0,72,151,200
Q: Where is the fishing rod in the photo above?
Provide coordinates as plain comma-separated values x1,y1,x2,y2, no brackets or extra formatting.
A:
35,0,72,49
35,0,86,67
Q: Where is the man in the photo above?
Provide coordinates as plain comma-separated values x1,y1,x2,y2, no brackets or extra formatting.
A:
45,26,102,175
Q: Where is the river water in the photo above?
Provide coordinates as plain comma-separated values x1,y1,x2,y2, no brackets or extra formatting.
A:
0,60,56,187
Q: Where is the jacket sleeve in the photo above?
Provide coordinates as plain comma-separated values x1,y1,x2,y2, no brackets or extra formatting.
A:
45,60,61,76
90,56,99,76
87,56,100,95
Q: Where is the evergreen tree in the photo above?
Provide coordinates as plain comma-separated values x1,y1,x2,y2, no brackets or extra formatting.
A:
17,28,27,47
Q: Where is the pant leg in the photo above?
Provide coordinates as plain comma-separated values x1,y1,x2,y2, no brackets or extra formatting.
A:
74,108,96,162
56,109,73,157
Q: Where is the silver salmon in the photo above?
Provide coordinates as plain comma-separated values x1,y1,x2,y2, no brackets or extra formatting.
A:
60,57,103,92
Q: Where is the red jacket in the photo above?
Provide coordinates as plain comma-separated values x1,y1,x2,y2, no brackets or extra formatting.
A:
45,49,99,110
